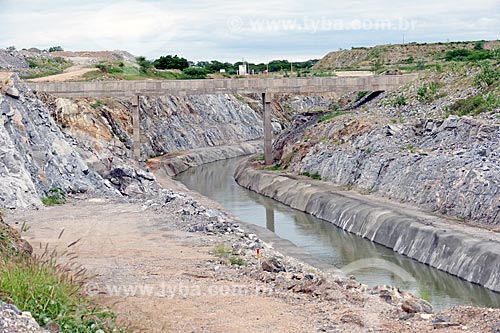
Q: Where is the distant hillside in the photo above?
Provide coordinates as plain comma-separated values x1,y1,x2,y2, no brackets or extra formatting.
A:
314,40,500,71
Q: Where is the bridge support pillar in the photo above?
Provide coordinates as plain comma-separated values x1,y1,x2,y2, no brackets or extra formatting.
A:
131,95,141,160
262,92,273,165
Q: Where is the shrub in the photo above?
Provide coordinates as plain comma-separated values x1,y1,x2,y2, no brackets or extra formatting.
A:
355,91,370,103
135,56,153,72
474,41,485,50
229,256,246,266
449,93,500,116
90,100,103,109
182,67,209,79
300,172,322,180
474,61,500,87
215,243,230,257
417,82,441,103
392,95,407,107
95,63,123,74
445,49,493,62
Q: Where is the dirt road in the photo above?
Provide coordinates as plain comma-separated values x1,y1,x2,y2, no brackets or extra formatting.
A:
27,66,98,82
11,199,343,332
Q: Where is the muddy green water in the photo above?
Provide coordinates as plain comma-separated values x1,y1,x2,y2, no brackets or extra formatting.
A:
175,157,500,311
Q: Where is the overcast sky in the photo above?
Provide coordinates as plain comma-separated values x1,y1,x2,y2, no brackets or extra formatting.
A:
1,0,499,63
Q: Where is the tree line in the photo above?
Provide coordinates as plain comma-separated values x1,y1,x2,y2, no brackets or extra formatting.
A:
136,55,319,77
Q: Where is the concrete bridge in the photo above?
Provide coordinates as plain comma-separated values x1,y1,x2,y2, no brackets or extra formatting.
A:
27,75,417,163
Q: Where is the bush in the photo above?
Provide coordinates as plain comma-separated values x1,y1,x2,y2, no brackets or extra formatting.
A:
95,63,123,74
417,82,441,103
355,91,370,103
445,49,493,62
474,41,486,50
182,67,209,79
229,256,246,266
392,95,407,107
474,61,500,87
449,93,500,116
300,172,322,180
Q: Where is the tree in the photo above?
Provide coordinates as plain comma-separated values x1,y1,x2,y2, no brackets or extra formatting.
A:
268,60,290,72
153,55,189,70
48,46,64,52
136,56,153,72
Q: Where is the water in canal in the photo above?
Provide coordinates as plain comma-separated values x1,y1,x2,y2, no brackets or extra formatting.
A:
175,157,500,311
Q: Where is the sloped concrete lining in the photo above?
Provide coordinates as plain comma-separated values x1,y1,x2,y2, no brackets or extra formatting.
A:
150,141,262,177
234,158,500,293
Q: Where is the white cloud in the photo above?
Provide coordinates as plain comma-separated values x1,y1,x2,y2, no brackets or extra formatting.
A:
0,0,498,62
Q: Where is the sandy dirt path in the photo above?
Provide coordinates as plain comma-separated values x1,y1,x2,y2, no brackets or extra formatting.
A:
26,66,98,82
11,199,340,332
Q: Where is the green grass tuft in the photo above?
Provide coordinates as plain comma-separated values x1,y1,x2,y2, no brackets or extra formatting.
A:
41,188,66,206
319,111,348,122
0,242,119,332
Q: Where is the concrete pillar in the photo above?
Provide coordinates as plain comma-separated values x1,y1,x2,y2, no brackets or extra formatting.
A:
131,95,141,160
262,92,273,165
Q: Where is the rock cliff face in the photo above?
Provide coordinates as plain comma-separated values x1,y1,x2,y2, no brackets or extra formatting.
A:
0,77,267,207
0,77,113,209
273,68,500,227
277,115,500,226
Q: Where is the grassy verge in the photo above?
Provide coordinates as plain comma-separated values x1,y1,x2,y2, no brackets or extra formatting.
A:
83,61,210,81
0,221,121,332
21,57,73,79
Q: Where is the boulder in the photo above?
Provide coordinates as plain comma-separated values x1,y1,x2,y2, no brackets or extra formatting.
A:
5,86,19,99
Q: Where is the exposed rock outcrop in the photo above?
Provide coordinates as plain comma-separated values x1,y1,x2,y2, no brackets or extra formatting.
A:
278,115,500,226
0,76,115,209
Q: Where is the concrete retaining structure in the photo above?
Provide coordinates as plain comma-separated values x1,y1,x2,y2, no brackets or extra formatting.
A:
149,141,262,177
234,158,500,292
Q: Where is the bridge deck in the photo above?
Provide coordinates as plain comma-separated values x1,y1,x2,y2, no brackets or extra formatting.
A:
26,75,417,98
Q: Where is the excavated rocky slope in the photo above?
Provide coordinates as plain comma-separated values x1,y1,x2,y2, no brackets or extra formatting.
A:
0,74,269,207
0,76,115,209
314,40,500,70
273,64,500,227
